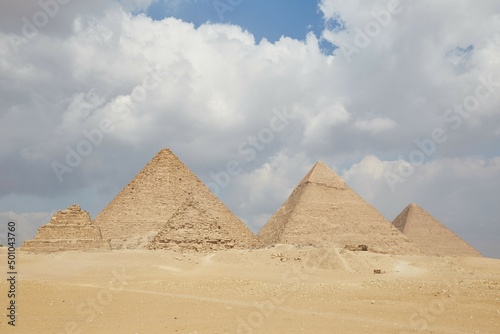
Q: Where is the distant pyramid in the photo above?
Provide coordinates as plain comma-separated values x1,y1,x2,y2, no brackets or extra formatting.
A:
94,149,260,250
23,205,111,253
392,203,482,257
258,161,421,255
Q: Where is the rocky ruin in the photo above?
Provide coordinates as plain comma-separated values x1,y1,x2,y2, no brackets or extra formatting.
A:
22,205,111,253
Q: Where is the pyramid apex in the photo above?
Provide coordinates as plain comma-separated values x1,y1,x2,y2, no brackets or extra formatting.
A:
407,203,432,215
298,161,346,189
145,148,184,167
156,148,174,155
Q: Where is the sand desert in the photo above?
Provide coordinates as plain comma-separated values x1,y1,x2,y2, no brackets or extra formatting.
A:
1,246,500,333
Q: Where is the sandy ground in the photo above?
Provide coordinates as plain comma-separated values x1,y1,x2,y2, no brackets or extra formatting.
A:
1,245,499,334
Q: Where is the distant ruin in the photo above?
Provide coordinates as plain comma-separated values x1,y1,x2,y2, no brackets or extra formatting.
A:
22,205,111,253
392,203,482,257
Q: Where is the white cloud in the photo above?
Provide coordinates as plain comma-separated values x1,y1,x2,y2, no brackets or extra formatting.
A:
354,117,397,134
302,104,350,144
343,155,387,182
231,152,312,223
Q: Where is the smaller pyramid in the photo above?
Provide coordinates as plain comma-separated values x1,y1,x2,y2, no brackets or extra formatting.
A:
148,196,260,252
392,203,482,257
23,205,111,253
258,161,421,255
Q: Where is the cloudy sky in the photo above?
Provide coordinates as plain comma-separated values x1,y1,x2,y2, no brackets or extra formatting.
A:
0,0,499,258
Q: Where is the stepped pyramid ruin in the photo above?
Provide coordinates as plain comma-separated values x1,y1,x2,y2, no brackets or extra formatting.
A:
94,149,261,250
392,203,482,257
258,161,422,255
22,205,111,253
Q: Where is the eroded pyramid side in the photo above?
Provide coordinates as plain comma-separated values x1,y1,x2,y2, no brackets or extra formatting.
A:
258,162,422,255
149,195,261,252
392,203,482,257
22,205,111,253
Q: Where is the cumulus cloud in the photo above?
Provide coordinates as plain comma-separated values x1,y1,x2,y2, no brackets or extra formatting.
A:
354,117,397,135
232,151,312,230
0,0,499,257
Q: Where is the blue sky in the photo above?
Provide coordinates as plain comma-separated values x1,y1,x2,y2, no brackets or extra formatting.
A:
146,0,326,43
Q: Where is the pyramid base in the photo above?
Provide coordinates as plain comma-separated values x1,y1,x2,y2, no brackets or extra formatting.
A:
22,239,111,253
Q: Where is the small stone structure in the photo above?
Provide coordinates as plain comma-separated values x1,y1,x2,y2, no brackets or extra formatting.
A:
345,244,368,251
22,205,111,253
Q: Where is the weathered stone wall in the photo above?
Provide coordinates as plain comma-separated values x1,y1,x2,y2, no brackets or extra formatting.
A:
22,240,110,253
22,205,111,253
34,226,104,240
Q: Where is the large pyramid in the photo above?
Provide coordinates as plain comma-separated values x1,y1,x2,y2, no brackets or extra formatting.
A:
392,203,482,257
23,205,111,253
93,149,261,250
257,162,421,255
